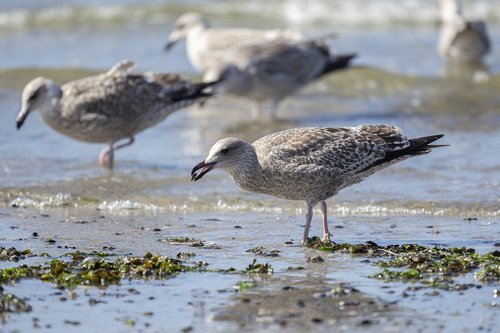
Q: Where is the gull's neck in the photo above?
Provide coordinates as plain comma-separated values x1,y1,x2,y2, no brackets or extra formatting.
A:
186,23,210,72
39,102,63,130
38,87,64,127
187,22,208,41
225,146,267,193
440,0,464,24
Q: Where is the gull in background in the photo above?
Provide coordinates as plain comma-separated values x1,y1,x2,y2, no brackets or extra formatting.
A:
17,60,216,168
203,38,356,119
437,0,491,65
165,12,356,119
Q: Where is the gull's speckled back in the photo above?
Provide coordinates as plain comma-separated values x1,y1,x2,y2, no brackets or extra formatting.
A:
246,125,416,202
28,60,212,143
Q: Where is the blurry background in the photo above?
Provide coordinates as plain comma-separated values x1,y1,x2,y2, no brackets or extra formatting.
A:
0,0,499,73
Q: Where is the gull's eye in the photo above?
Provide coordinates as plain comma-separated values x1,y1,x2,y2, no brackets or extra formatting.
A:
28,90,39,102
221,148,229,155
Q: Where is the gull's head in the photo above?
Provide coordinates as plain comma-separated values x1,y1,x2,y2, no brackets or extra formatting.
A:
191,138,253,181
165,12,210,51
17,77,62,130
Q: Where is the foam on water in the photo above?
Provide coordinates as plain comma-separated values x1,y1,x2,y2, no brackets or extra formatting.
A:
3,188,499,218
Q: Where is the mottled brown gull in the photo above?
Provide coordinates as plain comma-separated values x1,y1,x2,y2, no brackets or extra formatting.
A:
438,0,491,64
16,60,216,168
191,125,445,244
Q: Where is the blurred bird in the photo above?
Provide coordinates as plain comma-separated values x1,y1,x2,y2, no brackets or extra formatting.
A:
16,60,216,168
203,39,356,119
438,0,491,64
166,12,355,119
192,124,446,244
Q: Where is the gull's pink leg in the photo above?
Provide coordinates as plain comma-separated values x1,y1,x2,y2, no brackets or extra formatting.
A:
320,200,331,242
302,203,314,245
98,137,135,169
99,143,114,169
113,136,135,151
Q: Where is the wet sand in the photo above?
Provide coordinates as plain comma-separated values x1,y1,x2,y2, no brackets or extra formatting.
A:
1,201,498,332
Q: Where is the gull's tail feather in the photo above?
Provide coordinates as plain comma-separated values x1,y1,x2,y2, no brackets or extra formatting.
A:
360,134,447,173
318,53,357,78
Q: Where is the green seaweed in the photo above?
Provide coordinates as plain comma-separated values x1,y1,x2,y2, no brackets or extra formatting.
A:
160,236,195,243
65,251,117,261
176,252,196,260
220,267,238,273
286,266,305,271
245,259,273,275
474,262,500,283
307,238,382,254
374,247,499,285
159,237,204,247
0,265,37,282
306,238,499,288
0,252,206,289
246,246,280,257
235,280,256,291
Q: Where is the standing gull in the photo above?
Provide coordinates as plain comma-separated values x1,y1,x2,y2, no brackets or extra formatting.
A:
203,39,356,118
191,125,445,244
438,0,491,64
17,60,216,168
165,12,355,118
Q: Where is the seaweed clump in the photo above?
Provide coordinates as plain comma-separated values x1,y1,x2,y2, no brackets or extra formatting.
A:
306,238,391,255
246,246,280,257
245,259,273,275
0,247,35,262
306,238,500,288
0,252,207,289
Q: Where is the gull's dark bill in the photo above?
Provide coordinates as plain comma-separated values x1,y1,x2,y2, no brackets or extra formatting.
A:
16,110,29,129
191,161,216,181
164,40,176,51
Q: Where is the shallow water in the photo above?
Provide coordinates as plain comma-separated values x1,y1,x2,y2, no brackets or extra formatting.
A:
1,0,499,332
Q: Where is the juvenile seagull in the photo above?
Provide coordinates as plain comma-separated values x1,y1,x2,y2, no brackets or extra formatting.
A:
165,12,354,118
438,0,491,64
203,39,356,118
191,125,445,244
17,60,216,168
